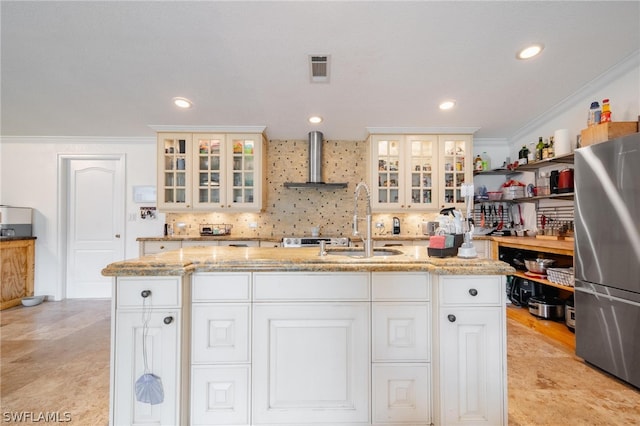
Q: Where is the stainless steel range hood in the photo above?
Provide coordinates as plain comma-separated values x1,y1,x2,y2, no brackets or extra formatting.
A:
284,131,348,189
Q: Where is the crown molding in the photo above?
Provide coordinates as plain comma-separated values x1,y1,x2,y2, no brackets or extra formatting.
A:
0,135,154,144
366,126,480,135
149,125,267,133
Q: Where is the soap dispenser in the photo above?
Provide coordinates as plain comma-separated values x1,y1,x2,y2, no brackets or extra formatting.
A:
392,217,401,235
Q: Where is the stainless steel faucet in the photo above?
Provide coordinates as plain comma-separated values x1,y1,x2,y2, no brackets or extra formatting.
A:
353,182,373,257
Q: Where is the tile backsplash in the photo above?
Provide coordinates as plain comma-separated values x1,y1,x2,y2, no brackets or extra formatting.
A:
166,139,440,238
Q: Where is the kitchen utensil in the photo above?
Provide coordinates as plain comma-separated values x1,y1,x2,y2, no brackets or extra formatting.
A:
480,205,486,228
528,295,565,320
518,204,524,225
497,204,504,230
558,168,574,193
524,258,556,274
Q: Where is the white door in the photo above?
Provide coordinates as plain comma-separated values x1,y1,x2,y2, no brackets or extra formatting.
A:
66,158,124,298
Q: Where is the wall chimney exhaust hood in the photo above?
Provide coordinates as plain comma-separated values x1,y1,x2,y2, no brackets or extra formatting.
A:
284,131,348,189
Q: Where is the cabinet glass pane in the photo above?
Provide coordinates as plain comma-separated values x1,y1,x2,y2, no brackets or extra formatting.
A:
376,139,401,205
408,139,434,205
195,136,223,205
442,137,467,204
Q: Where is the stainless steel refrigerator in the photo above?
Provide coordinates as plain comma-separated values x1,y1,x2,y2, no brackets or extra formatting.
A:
574,131,640,388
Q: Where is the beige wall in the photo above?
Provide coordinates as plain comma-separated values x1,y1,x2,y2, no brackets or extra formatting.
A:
167,139,441,238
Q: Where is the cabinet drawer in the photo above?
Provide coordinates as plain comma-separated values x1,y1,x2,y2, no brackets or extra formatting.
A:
182,241,219,248
372,302,430,361
372,363,431,424
142,241,181,255
439,275,503,306
372,272,430,300
116,277,181,308
253,272,369,301
193,273,251,301
191,365,250,425
192,304,250,363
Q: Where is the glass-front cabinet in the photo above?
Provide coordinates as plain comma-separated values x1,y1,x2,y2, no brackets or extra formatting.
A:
369,134,472,211
157,132,264,212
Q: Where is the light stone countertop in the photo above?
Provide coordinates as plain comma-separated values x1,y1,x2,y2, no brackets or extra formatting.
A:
102,245,514,277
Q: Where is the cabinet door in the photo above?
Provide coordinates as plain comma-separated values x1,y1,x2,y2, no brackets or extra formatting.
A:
112,310,181,426
191,365,250,425
405,134,438,209
226,134,263,211
372,363,431,424
192,134,226,210
438,307,504,425
439,135,472,208
157,133,193,210
252,303,370,424
192,304,251,364
372,302,430,362
371,135,403,211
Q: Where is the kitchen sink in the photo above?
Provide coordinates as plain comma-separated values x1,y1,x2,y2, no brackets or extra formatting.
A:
325,248,403,258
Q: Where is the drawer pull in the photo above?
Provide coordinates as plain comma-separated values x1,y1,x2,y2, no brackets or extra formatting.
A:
160,245,165,250
141,290,152,298
469,288,478,296
448,314,456,323
163,316,174,325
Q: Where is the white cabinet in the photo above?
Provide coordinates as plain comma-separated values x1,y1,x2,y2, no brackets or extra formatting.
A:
369,134,472,211
434,275,506,426
110,277,188,426
157,132,265,212
252,272,370,424
371,272,432,425
191,273,252,425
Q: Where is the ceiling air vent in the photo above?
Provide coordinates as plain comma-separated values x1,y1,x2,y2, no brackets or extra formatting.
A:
309,55,330,83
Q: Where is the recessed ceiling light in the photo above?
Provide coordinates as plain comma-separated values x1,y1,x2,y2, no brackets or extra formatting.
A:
439,100,456,110
173,97,193,109
308,116,323,124
516,44,544,60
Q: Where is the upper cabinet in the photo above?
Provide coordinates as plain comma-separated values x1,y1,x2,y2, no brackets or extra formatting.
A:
157,132,266,212
369,134,472,211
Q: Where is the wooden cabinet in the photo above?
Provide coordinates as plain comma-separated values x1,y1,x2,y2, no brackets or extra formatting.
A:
369,134,472,211
434,275,506,426
0,238,35,310
110,277,189,426
157,132,265,212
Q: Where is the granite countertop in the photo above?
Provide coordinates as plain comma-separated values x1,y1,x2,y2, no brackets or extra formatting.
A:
136,235,492,242
102,245,514,277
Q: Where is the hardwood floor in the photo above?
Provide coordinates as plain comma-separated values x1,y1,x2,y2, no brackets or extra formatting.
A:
1,299,638,425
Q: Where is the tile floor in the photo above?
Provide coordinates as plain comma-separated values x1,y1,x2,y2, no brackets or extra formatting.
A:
1,299,638,425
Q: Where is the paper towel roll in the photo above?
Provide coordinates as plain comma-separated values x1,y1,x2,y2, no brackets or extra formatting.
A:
554,129,571,155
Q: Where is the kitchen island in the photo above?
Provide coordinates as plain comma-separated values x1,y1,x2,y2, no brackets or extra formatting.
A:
103,245,513,426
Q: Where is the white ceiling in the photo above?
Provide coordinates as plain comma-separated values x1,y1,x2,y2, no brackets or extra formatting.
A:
1,1,639,140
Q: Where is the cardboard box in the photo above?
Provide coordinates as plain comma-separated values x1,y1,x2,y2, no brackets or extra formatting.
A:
580,121,638,147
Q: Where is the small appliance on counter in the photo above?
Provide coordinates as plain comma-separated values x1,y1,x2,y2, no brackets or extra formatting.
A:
392,217,400,235
0,206,33,237
282,237,349,248
557,167,574,193
199,224,232,236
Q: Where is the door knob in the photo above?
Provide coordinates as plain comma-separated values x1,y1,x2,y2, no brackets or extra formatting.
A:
163,316,174,325
115,234,121,238
469,288,478,296
447,314,457,323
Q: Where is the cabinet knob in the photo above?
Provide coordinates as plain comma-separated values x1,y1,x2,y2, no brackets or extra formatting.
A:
447,314,456,323
469,288,478,296
141,290,151,298
115,234,121,238
159,245,165,250
163,316,174,325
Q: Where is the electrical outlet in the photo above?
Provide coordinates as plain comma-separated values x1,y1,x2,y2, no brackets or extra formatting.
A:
249,222,258,229
375,222,385,229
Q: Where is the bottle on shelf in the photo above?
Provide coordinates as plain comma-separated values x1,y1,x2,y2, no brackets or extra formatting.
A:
518,145,529,165
481,152,491,170
588,101,601,127
548,136,555,158
536,137,544,161
601,98,611,123
474,155,483,171
542,138,549,160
